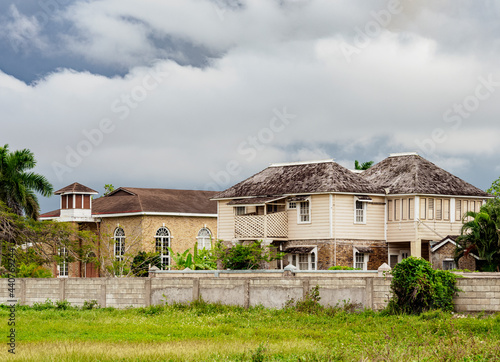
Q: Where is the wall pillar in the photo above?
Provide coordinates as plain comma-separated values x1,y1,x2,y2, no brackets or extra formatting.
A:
411,239,422,258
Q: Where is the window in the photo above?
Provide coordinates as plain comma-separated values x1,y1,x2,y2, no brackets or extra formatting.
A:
420,198,426,219
408,198,414,220
267,204,278,213
455,200,462,221
155,227,170,269
114,228,125,261
288,202,296,209
58,247,68,277
443,199,450,220
394,199,400,221
197,227,212,250
427,198,434,220
298,200,310,223
355,252,368,270
289,252,316,270
235,206,246,215
442,259,456,270
436,199,442,220
402,199,408,220
355,200,366,223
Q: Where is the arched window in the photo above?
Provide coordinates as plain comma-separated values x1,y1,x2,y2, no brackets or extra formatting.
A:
114,228,125,261
197,227,212,250
155,227,170,269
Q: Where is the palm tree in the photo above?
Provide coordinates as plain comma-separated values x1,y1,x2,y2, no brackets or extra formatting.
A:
455,210,500,270
354,160,374,170
0,145,53,220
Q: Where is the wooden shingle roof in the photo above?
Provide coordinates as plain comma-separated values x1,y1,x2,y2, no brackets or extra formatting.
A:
213,160,380,199
360,154,491,197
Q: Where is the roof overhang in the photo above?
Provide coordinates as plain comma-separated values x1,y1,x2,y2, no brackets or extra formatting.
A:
228,196,286,206
355,195,373,202
354,246,374,254
284,247,315,254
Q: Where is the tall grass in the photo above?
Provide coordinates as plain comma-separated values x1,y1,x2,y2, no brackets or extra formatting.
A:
1,301,500,361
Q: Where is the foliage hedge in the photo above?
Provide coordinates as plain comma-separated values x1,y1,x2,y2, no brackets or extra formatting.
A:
387,257,460,314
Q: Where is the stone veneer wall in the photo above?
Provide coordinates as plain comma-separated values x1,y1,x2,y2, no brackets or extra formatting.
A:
285,239,388,270
2,271,500,312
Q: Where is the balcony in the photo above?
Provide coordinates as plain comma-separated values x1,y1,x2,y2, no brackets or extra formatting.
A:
234,211,288,239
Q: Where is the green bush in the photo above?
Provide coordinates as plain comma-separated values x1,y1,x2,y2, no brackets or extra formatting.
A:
387,257,459,315
16,262,52,278
328,266,360,270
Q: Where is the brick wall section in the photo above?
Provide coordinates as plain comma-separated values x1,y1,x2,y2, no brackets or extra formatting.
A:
458,254,476,271
431,242,456,269
3,273,500,312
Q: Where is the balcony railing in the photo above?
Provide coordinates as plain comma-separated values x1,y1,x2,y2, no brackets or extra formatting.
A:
235,211,288,239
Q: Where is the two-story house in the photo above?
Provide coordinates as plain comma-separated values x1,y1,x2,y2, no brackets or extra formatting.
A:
40,183,217,277
212,152,491,270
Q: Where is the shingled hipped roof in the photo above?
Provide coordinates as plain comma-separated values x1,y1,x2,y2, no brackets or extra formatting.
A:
92,187,217,215
55,182,98,195
360,154,491,197
213,160,380,199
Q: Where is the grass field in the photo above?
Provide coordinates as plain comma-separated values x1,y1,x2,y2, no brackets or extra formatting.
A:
1,301,500,361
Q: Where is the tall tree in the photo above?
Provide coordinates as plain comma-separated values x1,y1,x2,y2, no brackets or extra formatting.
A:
354,160,374,170
0,145,53,220
455,210,500,271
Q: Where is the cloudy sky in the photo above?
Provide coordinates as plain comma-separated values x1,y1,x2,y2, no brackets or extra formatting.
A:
1,0,499,213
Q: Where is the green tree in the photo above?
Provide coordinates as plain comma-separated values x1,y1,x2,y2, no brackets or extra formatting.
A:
486,176,500,199
387,256,459,314
354,160,374,170
0,145,53,220
213,240,284,270
103,184,115,196
455,210,500,271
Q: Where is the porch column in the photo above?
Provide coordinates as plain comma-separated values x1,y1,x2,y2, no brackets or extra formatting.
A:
411,238,422,258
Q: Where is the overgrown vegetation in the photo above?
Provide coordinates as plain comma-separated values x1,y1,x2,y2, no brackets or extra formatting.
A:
387,257,460,315
2,299,500,361
213,240,284,270
169,242,216,270
455,176,500,271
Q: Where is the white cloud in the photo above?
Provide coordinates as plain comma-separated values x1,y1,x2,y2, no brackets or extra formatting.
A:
1,5,47,53
1,0,499,212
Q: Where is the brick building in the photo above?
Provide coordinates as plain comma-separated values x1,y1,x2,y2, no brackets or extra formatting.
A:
40,183,217,277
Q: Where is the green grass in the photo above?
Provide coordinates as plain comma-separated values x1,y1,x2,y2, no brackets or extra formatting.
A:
1,302,500,361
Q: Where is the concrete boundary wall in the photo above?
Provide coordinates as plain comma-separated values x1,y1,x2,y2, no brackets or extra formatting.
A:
0,270,499,312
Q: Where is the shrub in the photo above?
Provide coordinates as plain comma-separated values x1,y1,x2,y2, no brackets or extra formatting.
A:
387,257,459,315
213,240,284,270
328,266,360,270
82,300,100,310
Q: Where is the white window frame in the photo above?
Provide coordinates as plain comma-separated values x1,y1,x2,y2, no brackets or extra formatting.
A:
197,227,212,250
155,227,171,269
442,259,456,270
288,201,297,209
114,227,125,261
235,206,246,215
354,200,367,224
354,252,369,270
288,249,317,270
58,246,69,278
297,199,311,224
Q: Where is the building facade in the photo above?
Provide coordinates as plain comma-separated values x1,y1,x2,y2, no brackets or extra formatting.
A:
40,184,217,277
213,153,491,270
